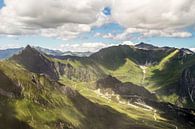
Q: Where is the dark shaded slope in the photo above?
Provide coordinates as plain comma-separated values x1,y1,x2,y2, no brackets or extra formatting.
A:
149,50,195,93
96,75,156,100
96,76,195,129
179,64,195,106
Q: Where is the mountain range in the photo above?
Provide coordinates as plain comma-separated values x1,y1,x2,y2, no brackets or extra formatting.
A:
0,42,195,129
0,47,93,60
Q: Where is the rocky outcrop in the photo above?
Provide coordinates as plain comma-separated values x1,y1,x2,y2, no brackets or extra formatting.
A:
96,75,156,100
179,65,195,102
0,71,22,98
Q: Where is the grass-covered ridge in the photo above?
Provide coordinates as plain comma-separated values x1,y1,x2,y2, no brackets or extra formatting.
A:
144,49,195,107
1,44,195,129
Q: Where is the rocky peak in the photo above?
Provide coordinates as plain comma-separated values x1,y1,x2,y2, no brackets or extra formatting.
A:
179,48,194,56
135,42,159,50
11,45,59,80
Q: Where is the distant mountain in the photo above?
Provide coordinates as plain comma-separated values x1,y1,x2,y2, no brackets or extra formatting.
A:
0,46,92,60
36,47,93,57
62,51,92,57
35,47,64,56
0,48,23,60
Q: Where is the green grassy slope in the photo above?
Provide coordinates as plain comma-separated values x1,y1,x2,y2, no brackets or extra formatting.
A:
108,58,143,85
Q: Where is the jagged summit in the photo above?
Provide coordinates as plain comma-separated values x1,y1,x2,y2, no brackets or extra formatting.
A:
180,48,194,55
135,42,172,50
135,42,159,50
26,44,32,49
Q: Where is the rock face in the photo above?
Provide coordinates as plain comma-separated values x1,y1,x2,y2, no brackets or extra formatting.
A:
96,75,156,100
179,65,195,102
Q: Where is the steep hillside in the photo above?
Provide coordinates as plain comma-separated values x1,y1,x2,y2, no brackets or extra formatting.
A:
145,48,195,107
179,64,195,107
90,44,176,70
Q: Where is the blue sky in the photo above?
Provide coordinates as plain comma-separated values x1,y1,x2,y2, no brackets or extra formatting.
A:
0,0,4,7
0,0,195,51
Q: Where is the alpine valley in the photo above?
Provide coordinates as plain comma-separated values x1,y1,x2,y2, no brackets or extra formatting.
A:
0,42,195,129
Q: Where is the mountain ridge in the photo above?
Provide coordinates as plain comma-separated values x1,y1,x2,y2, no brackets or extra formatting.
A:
1,42,195,129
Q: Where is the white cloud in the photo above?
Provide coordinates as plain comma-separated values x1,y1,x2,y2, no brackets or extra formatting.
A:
3,0,108,26
111,0,195,38
0,43,22,50
96,32,132,41
124,28,192,38
58,42,114,52
112,0,195,30
40,24,91,40
190,48,195,52
58,41,137,52
0,0,110,39
97,27,192,41
121,41,136,46
0,0,194,40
